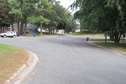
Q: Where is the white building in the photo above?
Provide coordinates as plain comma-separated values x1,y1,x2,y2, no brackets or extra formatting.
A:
56,29,64,34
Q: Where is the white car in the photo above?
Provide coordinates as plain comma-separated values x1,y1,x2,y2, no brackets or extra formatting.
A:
0,31,17,38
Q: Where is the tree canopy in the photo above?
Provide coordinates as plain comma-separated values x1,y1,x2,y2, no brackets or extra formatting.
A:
0,0,77,34
71,0,126,46
0,3,11,27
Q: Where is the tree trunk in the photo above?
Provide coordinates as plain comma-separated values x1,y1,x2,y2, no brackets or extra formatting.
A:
105,34,107,44
2,27,4,32
114,39,120,46
110,35,114,41
20,22,24,35
49,27,52,34
17,22,20,33
52,29,54,34
11,23,14,31
24,22,27,36
3,27,5,32
40,23,43,35
114,34,120,46
24,16,27,36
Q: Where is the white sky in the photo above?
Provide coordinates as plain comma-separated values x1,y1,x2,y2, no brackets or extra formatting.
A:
57,0,80,24
57,0,76,13
57,0,74,8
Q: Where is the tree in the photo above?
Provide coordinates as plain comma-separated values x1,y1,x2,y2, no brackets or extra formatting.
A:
8,10,23,32
27,16,50,32
44,1,61,34
105,0,126,45
0,3,11,32
17,0,41,35
71,0,126,46
0,0,77,35
27,0,52,35
44,10,60,34
46,1,77,33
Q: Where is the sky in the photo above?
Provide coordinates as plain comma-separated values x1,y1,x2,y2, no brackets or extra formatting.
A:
57,0,80,24
57,0,74,8
57,0,77,14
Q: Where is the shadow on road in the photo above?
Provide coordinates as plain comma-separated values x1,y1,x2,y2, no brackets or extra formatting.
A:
40,35,99,49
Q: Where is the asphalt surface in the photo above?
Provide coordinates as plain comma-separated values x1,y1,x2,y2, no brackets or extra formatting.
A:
0,35,126,84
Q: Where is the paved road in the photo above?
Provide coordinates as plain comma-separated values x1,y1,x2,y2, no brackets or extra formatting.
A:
0,35,126,84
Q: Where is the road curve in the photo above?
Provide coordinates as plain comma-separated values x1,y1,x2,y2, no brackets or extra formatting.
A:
0,35,126,84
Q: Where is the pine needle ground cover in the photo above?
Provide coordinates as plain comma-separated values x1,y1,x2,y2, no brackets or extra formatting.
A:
0,44,29,84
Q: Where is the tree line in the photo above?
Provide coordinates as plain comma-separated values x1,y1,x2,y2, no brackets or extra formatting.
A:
71,0,126,46
0,0,77,35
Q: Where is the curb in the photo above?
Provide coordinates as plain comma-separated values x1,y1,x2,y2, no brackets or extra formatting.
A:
5,51,39,84
88,41,126,57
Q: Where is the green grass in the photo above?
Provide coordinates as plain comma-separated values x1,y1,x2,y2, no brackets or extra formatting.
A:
69,32,104,37
90,39,106,41
90,39,126,55
0,44,29,84
0,44,21,54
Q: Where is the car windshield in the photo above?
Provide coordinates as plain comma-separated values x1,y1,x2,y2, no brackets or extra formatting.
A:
6,32,15,33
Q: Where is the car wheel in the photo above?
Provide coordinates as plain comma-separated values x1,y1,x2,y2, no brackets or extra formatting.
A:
4,35,6,37
13,35,16,38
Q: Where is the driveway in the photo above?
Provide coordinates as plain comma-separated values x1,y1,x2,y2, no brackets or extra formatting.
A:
0,35,126,84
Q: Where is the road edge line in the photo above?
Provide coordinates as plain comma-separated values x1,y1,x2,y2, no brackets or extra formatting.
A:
88,41,126,57
5,51,39,84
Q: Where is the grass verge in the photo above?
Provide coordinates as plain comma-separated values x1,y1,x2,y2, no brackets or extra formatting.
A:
0,44,29,84
90,39,126,55
69,32,104,37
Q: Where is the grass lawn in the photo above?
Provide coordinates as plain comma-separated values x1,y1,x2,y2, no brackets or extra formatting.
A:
0,44,29,84
90,39,126,55
69,32,104,37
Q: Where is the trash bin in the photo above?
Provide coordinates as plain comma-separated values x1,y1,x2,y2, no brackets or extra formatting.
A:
33,33,36,37
17,33,20,37
86,37,89,41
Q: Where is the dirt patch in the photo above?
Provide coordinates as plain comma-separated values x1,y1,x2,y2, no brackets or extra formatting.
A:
0,50,29,84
